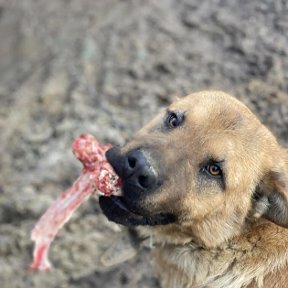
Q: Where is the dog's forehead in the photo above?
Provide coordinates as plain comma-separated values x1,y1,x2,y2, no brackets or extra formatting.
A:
170,92,248,115
169,91,255,130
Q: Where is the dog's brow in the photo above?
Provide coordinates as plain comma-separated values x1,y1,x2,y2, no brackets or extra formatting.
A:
200,157,226,168
165,108,172,114
165,108,186,115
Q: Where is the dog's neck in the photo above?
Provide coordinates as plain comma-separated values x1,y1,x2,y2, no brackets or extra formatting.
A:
141,221,288,288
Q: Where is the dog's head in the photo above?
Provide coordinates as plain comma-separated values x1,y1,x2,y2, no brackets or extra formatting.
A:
100,91,288,247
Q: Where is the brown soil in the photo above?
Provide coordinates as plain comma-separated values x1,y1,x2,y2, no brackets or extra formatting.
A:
0,0,287,287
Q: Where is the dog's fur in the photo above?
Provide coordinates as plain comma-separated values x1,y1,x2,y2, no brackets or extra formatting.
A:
103,91,288,288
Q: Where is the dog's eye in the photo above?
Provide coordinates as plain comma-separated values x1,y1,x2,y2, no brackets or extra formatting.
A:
168,113,178,128
205,164,222,177
166,112,184,129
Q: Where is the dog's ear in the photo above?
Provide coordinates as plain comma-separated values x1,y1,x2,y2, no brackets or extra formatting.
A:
253,162,288,228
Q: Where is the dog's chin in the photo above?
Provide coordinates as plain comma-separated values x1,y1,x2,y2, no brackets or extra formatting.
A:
99,195,176,227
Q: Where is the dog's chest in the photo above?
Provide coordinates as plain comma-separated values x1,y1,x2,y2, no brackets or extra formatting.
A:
151,226,288,288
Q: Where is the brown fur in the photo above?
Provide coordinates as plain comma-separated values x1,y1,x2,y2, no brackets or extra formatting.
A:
121,91,288,287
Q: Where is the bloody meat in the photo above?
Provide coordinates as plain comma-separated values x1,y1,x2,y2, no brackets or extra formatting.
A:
30,134,121,271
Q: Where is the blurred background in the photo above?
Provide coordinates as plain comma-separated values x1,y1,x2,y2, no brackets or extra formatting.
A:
0,0,288,287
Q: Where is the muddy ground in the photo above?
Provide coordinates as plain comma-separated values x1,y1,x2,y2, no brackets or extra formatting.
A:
0,0,287,287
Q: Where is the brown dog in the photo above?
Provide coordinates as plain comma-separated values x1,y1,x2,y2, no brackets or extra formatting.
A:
99,91,288,288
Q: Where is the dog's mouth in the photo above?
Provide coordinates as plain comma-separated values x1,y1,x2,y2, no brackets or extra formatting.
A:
99,146,176,227
99,195,175,227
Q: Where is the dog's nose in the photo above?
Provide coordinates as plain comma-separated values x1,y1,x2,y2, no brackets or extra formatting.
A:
124,150,157,190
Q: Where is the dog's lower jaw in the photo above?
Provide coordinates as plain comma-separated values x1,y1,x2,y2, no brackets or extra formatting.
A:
139,211,247,249
99,196,176,227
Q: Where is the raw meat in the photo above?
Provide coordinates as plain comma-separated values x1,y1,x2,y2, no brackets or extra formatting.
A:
30,134,121,271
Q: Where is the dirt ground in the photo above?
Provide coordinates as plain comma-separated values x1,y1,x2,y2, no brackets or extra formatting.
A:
0,0,287,287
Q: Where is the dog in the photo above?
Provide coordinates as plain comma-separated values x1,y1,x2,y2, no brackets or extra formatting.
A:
99,91,288,288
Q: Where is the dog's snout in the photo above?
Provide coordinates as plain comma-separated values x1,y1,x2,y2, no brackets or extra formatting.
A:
125,150,146,176
124,150,157,190
105,146,124,177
